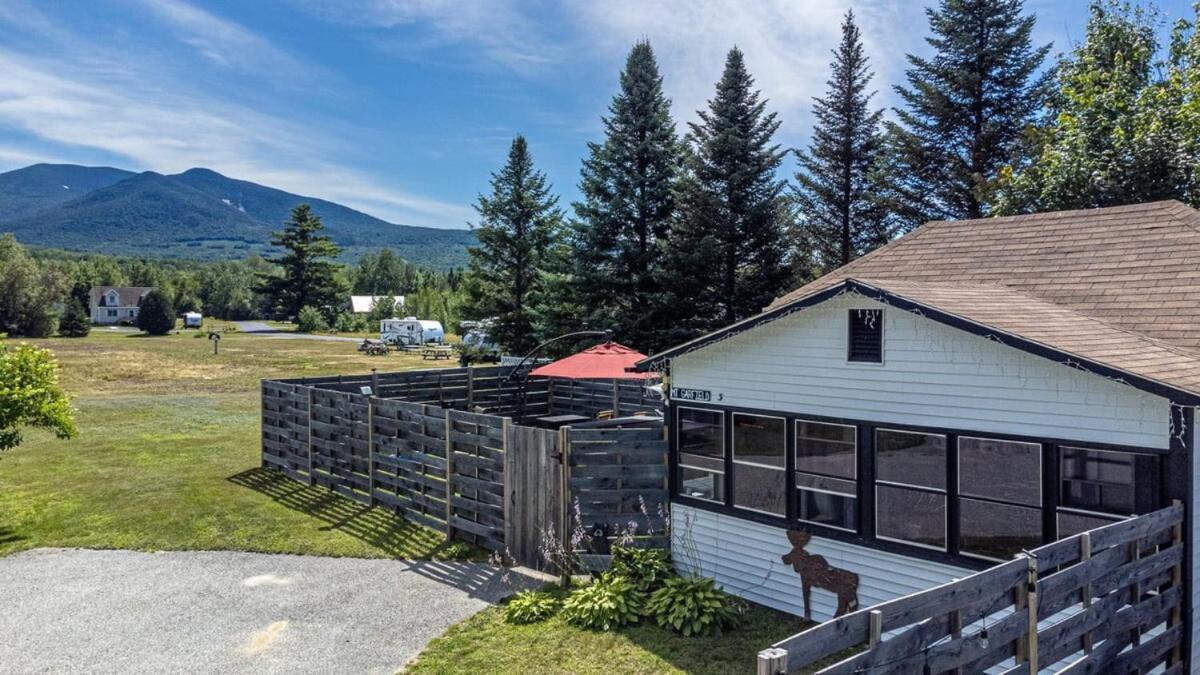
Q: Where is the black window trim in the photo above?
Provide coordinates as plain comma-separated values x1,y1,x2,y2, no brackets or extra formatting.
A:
847,308,884,364
674,405,726,505
667,400,1171,569
730,411,788,516
795,418,858,532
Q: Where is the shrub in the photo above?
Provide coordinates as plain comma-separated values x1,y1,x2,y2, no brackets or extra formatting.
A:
561,574,644,630
136,290,175,335
646,576,743,637
610,546,672,592
296,306,328,333
58,299,91,338
433,542,473,560
334,312,366,333
503,590,559,624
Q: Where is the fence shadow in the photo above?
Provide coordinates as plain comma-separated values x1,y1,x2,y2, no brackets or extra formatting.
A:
0,526,24,548
228,466,544,600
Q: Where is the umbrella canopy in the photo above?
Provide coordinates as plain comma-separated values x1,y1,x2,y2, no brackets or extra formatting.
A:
530,342,658,380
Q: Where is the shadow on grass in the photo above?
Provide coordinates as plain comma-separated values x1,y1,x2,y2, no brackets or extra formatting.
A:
0,526,25,548
227,467,534,600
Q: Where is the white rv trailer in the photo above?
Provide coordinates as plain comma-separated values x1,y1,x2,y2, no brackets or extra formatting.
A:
379,317,444,347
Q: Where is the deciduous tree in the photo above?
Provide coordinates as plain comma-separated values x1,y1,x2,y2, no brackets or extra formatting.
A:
0,344,76,453
136,289,175,335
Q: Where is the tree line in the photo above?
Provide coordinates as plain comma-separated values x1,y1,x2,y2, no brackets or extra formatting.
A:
461,0,1200,356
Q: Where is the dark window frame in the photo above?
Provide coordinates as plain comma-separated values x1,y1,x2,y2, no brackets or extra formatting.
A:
955,435,1044,561
668,401,1169,569
731,412,788,516
874,428,949,551
795,419,858,532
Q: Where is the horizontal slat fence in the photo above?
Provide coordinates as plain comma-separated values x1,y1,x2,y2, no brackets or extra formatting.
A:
758,503,1185,675
260,368,667,568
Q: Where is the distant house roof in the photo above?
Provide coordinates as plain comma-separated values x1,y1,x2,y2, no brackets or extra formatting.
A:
349,295,405,313
638,201,1200,402
89,286,153,307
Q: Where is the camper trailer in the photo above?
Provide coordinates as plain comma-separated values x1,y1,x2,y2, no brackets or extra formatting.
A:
183,311,203,328
379,317,444,347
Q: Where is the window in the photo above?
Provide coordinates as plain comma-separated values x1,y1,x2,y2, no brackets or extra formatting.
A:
1058,447,1161,536
732,413,786,515
676,408,723,503
958,437,1042,560
848,309,883,363
876,429,946,549
107,309,118,318
795,420,857,531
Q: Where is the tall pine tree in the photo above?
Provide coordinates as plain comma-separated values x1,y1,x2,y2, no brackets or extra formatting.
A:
794,11,889,273
887,0,1050,227
659,47,790,340
462,136,563,355
567,40,681,353
257,204,344,320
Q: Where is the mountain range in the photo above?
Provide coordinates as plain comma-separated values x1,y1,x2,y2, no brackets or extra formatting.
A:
0,164,475,268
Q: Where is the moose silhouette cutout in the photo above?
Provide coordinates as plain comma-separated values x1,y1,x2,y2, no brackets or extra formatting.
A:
781,529,860,620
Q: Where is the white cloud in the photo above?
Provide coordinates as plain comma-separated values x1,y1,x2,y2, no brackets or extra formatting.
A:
0,0,470,227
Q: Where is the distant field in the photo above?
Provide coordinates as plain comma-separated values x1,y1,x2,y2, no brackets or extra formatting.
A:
0,329,456,558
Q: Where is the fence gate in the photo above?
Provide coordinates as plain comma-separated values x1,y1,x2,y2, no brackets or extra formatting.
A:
504,425,562,569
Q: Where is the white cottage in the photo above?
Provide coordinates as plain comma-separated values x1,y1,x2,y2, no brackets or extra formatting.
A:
89,286,152,325
635,201,1200,655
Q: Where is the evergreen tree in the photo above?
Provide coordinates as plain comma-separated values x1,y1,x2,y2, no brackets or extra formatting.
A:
658,48,791,339
58,299,91,338
887,0,1051,227
794,11,890,272
257,204,344,320
136,289,175,335
996,2,1200,212
462,136,563,355
567,40,681,353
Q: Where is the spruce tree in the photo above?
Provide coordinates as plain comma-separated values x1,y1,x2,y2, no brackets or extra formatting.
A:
887,0,1051,227
257,204,344,320
794,11,889,272
462,136,563,355
58,299,91,338
568,40,680,353
659,47,791,339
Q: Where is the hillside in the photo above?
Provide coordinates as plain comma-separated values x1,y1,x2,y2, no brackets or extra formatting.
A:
0,164,474,268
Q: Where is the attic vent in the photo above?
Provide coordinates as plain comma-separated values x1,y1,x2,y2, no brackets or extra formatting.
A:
848,309,883,363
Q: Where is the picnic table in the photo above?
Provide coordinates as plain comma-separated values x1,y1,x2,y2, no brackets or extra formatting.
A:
422,344,454,360
358,339,390,356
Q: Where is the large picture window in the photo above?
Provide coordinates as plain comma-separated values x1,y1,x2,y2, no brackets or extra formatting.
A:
1058,447,1161,536
732,413,786,515
958,437,1042,560
795,420,857,531
876,429,947,549
676,407,724,503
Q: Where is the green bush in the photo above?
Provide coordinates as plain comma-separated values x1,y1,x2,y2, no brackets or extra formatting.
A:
503,590,560,624
334,312,367,333
296,306,328,333
646,576,743,637
610,546,672,592
561,574,644,631
432,542,472,560
136,290,175,335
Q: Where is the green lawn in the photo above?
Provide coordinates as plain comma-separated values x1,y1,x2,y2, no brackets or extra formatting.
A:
405,589,810,675
0,329,453,558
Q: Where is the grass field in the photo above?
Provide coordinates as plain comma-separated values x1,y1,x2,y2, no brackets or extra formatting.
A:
0,327,455,558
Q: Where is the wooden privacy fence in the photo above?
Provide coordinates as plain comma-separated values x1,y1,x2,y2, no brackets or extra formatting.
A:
757,503,1185,674
261,369,667,569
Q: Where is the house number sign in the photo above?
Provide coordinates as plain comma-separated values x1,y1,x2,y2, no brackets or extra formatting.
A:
671,387,713,402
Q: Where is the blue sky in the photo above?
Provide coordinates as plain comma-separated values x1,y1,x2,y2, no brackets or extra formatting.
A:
0,0,1193,229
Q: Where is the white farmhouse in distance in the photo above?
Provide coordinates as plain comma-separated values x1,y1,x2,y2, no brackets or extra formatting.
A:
89,286,152,325
348,295,405,315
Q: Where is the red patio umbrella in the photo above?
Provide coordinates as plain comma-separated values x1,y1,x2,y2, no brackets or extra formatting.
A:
530,342,658,380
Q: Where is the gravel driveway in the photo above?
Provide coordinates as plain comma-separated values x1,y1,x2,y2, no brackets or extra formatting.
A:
1,549,529,674
235,321,364,342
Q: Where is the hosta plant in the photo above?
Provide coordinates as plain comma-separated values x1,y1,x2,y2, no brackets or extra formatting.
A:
610,546,672,592
646,576,743,636
561,574,645,630
503,590,560,624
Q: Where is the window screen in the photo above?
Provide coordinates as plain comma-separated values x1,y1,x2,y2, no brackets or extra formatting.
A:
795,420,857,531
848,309,883,362
1058,447,1161,535
732,414,786,515
958,437,1042,559
876,429,947,549
675,408,724,503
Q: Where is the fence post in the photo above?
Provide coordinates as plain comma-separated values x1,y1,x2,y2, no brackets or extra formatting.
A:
547,378,556,415
559,424,572,587
1169,499,1183,667
371,368,379,395
367,395,376,507
612,381,620,416
756,648,787,675
444,410,454,541
1080,532,1092,654
306,386,315,486
868,609,883,648
1025,555,1039,674
467,367,475,410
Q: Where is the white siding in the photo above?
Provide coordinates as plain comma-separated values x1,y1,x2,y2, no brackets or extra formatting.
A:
672,294,1169,449
672,504,968,622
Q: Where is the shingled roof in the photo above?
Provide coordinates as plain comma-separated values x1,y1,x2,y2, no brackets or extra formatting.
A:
641,201,1200,400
